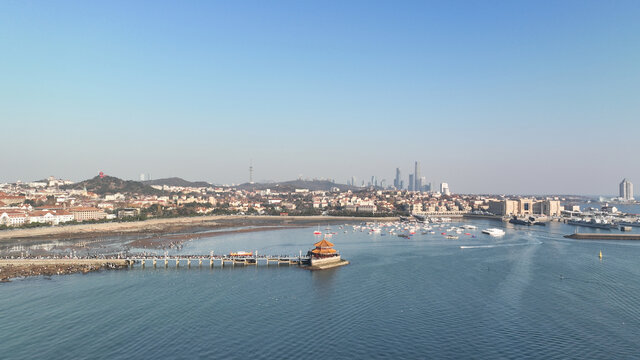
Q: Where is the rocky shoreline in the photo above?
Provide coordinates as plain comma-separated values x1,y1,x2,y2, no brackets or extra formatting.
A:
0,259,128,282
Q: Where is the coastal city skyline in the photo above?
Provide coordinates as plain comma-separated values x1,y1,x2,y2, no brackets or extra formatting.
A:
3,2,640,358
2,1,639,194
1,169,636,198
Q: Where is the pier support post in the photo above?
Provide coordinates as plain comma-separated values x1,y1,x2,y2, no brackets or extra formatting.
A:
176,259,179,268
153,258,157,267
210,258,214,268
164,258,168,267
141,259,145,268
187,258,191,268
199,258,203,267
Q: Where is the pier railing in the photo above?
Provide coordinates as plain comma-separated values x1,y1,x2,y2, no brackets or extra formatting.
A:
123,255,312,268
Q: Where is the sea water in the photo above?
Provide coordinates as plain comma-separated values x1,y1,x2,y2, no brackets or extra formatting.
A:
1,220,639,359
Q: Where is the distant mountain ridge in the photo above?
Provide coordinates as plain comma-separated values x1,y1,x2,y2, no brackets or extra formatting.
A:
62,176,162,195
142,177,210,188
237,179,362,192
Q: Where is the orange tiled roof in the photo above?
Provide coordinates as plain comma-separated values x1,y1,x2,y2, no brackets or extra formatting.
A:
311,248,337,254
69,207,101,212
314,239,335,248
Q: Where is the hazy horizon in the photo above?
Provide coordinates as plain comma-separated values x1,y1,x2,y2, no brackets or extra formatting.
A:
2,1,638,195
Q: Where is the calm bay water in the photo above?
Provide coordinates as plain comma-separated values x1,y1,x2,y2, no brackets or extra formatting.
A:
2,219,640,359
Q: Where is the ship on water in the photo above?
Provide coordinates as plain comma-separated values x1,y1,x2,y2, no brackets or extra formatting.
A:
567,218,617,230
617,220,640,227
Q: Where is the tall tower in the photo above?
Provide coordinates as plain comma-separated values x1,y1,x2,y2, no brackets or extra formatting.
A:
408,174,415,191
249,159,254,184
414,161,421,192
394,168,401,189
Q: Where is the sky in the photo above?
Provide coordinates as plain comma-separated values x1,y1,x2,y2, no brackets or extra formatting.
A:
1,0,639,195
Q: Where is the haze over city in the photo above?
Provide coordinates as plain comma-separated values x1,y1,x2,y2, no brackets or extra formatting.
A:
1,1,638,194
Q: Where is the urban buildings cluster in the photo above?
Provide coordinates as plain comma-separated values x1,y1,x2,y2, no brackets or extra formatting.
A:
349,161,438,193
2,175,633,229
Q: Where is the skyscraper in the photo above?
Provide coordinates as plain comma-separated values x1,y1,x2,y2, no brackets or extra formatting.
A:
394,168,402,189
408,174,415,191
414,161,421,192
620,178,634,201
440,182,450,196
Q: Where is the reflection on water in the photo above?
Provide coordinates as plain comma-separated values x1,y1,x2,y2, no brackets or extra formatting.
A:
311,267,338,298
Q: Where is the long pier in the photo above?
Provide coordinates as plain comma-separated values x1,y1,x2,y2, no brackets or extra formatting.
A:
123,255,312,268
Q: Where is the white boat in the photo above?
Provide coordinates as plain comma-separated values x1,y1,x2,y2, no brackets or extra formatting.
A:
482,228,505,237
462,224,477,230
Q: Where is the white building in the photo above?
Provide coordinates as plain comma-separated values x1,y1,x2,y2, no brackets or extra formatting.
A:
440,183,451,196
620,178,634,201
28,210,75,225
0,211,28,227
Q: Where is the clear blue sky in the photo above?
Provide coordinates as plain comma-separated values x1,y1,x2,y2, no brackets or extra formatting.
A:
1,0,638,194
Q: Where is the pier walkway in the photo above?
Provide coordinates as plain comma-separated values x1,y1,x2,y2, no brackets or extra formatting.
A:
123,254,312,268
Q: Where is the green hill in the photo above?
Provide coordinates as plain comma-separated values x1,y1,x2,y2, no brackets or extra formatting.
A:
63,176,163,196
142,177,210,188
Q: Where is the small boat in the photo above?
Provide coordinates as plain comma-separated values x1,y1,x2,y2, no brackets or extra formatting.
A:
482,228,505,237
446,235,459,240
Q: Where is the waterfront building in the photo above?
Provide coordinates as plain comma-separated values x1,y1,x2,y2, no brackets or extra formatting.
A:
28,210,75,225
309,238,341,267
0,210,27,226
620,178,634,201
69,207,108,222
488,199,561,216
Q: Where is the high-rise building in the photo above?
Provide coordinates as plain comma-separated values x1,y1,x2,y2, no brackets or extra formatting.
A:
394,168,402,189
620,178,634,201
139,173,146,181
408,174,415,191
414,161,421,192
440,182,450,196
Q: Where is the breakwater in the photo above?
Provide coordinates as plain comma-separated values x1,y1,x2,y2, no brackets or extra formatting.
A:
564,233,640,240
0,259,128,282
